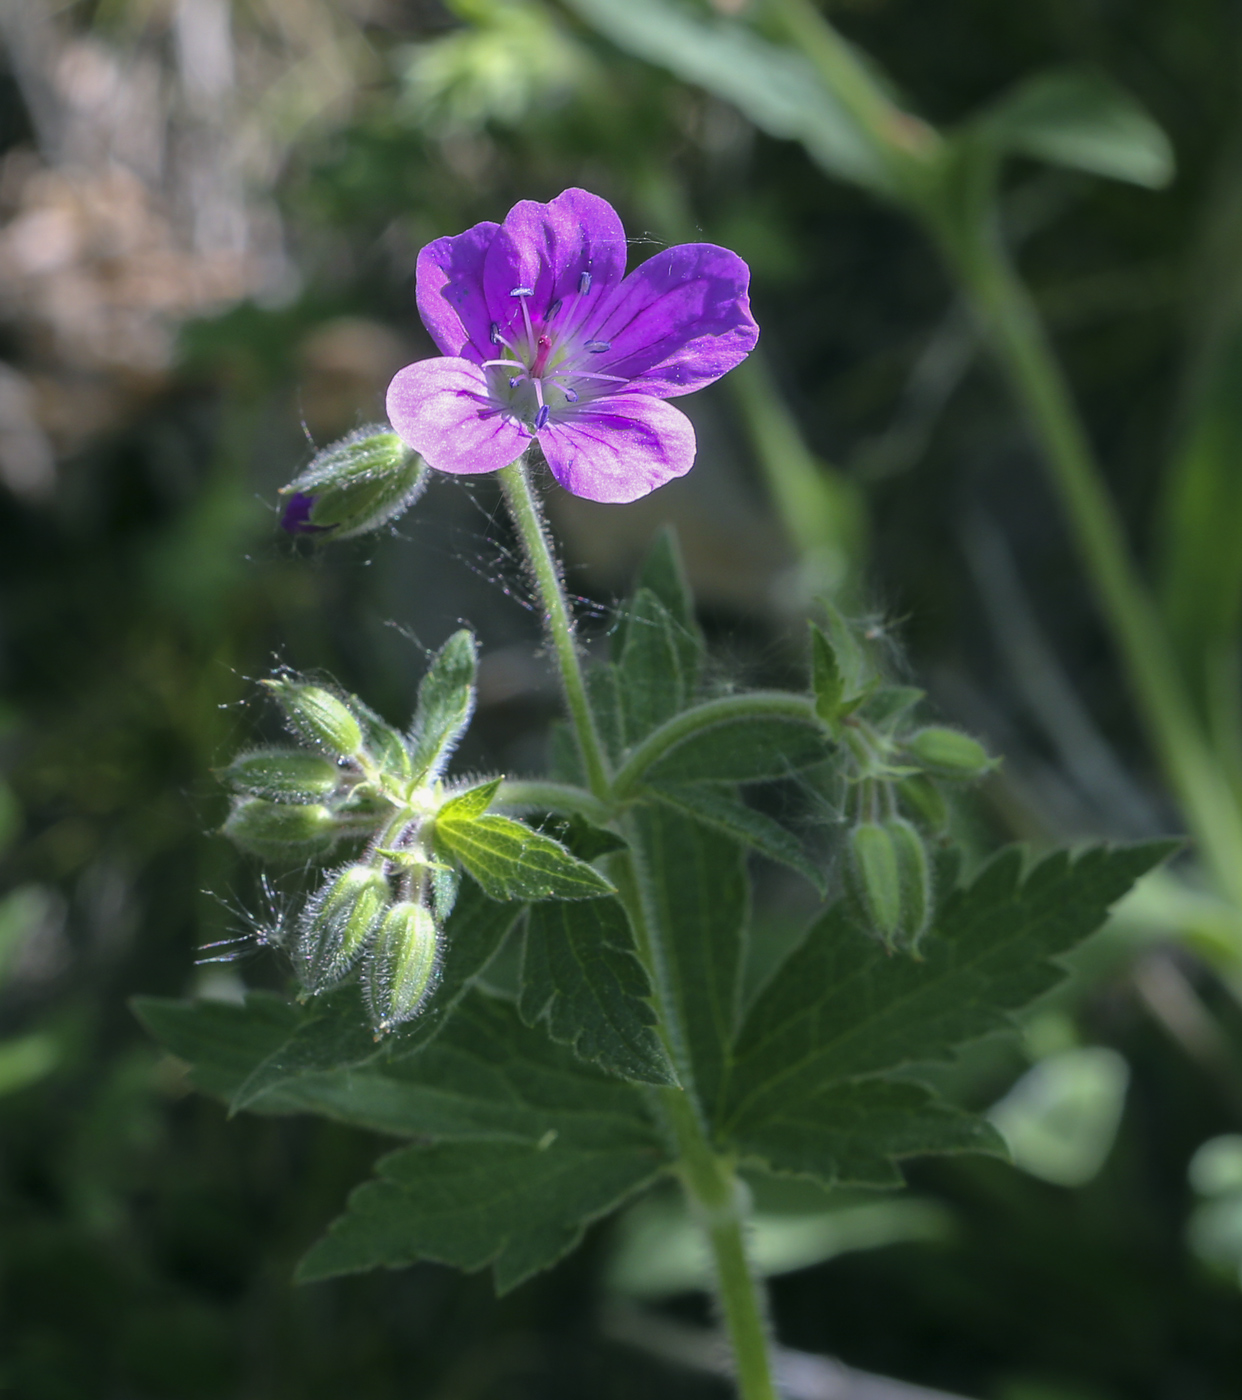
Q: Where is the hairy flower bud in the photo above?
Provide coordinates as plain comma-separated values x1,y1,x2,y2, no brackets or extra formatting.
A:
223,798,338,857
263,679,364,758
886,816,932,952
846,821,902,945
295,864,391,994
365,901,440,1033
904,726,995,779
279,427,427,541
220,748,342,802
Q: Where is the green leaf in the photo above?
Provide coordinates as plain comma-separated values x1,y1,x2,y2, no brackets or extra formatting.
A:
409,629,478,781
618,588,699,741
520,897,674,1086
563,0,891,194
719,842,1174,1183
294,992,668,1292
645,715,834,785
644,782,826,893
732,1078,1003,1187
347,694,413,779
227,881,524,1111
586,663,626,764
810,622,845,730
627,807,747,1117
972,66,1174,189
437,799,615,902
636,525,698,635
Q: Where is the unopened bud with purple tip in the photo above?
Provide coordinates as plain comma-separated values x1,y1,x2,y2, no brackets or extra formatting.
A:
278,426,427,541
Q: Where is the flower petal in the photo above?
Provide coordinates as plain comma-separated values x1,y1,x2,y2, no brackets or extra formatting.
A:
483,188,627,344
387,358,527,477
586,244,758,398
538,394,696,504
416,221,501,362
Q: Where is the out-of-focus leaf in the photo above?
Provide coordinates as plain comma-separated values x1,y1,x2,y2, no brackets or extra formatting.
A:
971,67,1174,189
618,589,697,741
563,0,892,194
988,1046,1130,1187
644,715,833,785
520,897,674,1086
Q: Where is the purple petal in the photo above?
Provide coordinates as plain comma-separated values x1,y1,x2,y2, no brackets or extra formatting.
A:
281,491,333,535
585,244,758,398
538,394,696,504
483,189,627,344
387,358,527,477
416,221,501,362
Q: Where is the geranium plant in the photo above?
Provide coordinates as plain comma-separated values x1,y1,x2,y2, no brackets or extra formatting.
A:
136,191,1170,1400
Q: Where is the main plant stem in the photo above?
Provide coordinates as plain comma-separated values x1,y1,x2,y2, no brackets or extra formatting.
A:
498,453,779,1400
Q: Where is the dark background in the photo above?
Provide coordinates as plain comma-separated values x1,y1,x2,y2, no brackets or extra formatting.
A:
1,2,1240,1396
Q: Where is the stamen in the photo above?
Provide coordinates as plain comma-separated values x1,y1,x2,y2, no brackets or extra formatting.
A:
585,340,611,353
564,388,579,403
579,271,591,295
562,369,628,384
490,322,501,344
546,299,562,319
510,287,534,298
535,405,550,429
481,358,518,370
509,376,523,389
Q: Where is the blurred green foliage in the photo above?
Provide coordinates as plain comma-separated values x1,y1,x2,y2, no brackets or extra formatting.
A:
2,0,1242,1395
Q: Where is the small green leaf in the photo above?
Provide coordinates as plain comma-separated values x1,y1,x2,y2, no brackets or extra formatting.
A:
619,588,697,741
219,748,342,802
520,897,674,1086
810,622,845,730
636,525,698,634
972,66,1174,189
643,782,825,892
646,716,834,785
437,803,615,902
586,663,627,764
348,696,413,779
409,630,478,781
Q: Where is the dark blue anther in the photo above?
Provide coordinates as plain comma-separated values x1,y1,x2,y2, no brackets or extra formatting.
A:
546,299,562,319
535,405,550,429
490,322,501,344
509,375,522,388
578,272,591,295
585,340,611,353
564,388,579,403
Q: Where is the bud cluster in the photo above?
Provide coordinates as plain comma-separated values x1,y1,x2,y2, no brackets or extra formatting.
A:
216,631,481,1033
811,608,997,954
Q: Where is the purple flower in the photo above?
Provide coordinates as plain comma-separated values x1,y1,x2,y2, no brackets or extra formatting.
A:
385,189,758,504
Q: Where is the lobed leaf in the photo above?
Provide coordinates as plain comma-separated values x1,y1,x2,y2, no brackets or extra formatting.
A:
520,897,674,1086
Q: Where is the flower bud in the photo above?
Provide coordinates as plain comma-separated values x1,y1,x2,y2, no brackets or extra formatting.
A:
904,726,995,779
263,679,364,758
295,864,391,994
223,798,338,857
279,427,427,541
885,816,932,952
220,748,342,802
846,821,902,944
365,901,440,1033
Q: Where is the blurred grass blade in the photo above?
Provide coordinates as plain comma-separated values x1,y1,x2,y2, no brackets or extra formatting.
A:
562,0,892,194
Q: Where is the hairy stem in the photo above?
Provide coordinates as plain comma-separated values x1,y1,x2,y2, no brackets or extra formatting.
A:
498,458,612,801
499,454,780,1400
492,779,612,826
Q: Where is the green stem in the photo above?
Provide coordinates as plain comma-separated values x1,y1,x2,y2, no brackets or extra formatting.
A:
611,692,820,799
499,455,780,1400
498,459,612,801
942,225,1242,908
492,779,612,826
661,1090,779,1400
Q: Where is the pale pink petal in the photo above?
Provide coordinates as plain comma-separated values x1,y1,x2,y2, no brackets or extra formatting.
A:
537,394,696,504
387,358,527,477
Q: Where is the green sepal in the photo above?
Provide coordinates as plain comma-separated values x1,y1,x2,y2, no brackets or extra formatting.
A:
218,748,342,802
263,679,365,758
222,798,339,858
